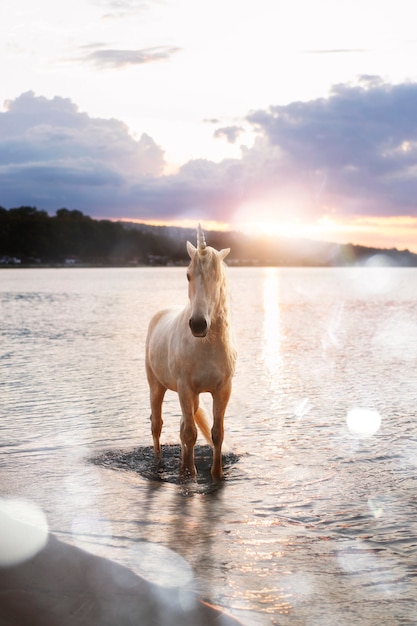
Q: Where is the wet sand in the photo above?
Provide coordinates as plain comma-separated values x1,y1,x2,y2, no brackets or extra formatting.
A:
0,534,242,626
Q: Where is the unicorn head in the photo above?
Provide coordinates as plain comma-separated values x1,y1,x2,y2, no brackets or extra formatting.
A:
186,224,230,338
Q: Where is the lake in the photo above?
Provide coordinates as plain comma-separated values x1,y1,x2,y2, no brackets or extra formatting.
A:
1,266,417,625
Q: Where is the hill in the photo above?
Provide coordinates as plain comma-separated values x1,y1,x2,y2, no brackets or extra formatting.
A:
1,206,416,267
123,221,417,267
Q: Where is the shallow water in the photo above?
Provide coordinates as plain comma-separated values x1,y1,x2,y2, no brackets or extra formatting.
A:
1,266,417,625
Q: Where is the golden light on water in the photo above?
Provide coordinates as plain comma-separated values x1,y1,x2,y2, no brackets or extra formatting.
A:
261,268,282,380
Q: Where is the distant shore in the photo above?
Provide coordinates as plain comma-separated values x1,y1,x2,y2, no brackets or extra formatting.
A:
2,206,417,267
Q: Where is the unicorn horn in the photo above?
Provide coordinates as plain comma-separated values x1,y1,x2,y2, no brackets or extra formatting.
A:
197,223,207,251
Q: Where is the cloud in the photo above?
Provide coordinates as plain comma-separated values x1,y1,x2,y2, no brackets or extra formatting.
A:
245,77,417,218
2,79,417,225
125,158,244,222
0,92,241,221
91,0,150,20
78,45,181,69
213,126,244,144
0,91,165,213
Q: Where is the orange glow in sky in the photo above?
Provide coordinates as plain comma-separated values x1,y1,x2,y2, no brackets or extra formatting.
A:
237,215,417,251
123,214,417,253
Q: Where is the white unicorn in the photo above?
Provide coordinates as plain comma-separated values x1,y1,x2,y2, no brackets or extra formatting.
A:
145,225,236,480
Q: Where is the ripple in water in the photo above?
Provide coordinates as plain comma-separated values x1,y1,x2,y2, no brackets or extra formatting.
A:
90,445,240,494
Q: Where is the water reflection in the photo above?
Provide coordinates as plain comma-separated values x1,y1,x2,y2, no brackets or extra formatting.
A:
120,481,230,600
261,268,282,382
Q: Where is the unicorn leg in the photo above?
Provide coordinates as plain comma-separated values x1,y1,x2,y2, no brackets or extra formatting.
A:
211,380,232,481
148,377,166,458
178,389,198,478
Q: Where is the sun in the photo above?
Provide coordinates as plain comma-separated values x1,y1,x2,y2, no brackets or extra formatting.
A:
239,218,319,240
238,214,417,253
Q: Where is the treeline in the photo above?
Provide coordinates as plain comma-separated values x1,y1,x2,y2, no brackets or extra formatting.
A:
1,205,417,267
0,206,186,265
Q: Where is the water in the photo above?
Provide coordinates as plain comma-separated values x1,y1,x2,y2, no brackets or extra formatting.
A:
1,266,417,625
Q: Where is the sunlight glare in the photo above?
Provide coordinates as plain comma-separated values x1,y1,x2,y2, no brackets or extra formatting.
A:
262,268,282,380
0,498,48,566
372,313,417,361
238,214,417,253
71,514,114,548
239,215,352,242
346,408,382,439
337,539,377,574
128,541,193,588
241,219,307,239
294,397,313,420
368,498,384,519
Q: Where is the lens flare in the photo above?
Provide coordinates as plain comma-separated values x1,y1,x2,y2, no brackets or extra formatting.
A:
128,541,193,588
0,498,48,566
346,408,382,439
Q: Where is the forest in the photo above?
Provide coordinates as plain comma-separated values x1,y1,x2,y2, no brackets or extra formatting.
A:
1,205,417,267
0,206,183,265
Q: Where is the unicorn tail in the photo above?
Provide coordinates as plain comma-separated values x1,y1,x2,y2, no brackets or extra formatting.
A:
194,406,213,447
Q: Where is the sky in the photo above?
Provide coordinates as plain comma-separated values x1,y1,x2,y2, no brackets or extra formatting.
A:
2,0,417,250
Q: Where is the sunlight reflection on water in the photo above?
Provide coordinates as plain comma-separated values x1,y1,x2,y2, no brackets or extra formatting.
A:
261,268,282,381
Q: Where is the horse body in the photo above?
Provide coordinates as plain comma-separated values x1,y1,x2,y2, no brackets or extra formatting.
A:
145,226,236,481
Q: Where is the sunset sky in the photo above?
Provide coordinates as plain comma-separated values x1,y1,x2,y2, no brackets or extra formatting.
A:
2,0,417,250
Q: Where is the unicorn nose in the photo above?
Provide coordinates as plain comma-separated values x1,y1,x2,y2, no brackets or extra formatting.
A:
189,316,208,337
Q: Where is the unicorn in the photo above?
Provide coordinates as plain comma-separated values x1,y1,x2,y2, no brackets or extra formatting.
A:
145,225,236,481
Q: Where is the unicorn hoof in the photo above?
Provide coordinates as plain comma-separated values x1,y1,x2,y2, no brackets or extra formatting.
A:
211,469,223,482
152,451,162,469
180,465,197,480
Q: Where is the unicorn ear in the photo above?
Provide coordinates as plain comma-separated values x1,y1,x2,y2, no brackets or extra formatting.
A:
219,248,230,260
187,241,197,259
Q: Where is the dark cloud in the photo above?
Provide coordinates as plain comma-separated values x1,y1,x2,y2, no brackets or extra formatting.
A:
0,92,241,221
2,80,417,223
125,159,244,221
213,126,244,144
0,91,165,214
79,45,181,69
246,79,417,217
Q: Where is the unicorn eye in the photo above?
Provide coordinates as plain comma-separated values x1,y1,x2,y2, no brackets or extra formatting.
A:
186,272,191,282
